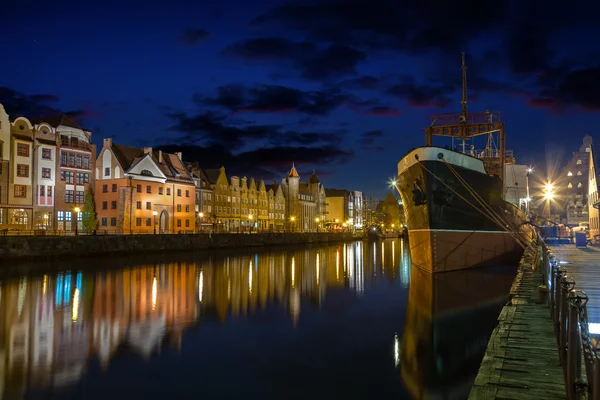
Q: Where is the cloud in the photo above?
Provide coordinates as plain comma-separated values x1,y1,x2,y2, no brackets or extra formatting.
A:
167,110,349,153
197,83,348,116
0,86,91,121
251,0,510,55
527,67,600,113
180,28,210,46
346,99,402,116
359,130,386,151
221,37,365,80
386,78,455,109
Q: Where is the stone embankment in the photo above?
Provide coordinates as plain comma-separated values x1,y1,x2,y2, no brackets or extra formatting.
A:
0,232,359,263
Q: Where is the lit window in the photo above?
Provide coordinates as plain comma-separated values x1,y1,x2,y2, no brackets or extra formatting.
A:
578,182,583,188
568,183,573,188
568,171,573,176
577,171,582,176
577,160,582,165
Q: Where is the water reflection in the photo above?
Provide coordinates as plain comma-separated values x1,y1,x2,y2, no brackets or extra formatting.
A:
399,264,517,399
0,240,412,399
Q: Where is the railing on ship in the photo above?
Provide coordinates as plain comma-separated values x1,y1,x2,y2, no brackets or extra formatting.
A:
465,148,514,161
537,236,600,399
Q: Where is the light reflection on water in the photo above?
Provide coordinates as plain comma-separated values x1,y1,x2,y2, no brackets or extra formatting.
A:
0,239,513,399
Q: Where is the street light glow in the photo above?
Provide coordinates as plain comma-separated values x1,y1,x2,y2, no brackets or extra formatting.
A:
198,212,204,217
152,210,158,216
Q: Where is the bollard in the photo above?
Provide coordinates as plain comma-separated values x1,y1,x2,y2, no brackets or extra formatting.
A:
560,277,576,369
594,357,600,400
566,293,582,400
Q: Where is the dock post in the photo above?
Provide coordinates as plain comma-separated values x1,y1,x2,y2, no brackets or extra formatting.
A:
594,358,600,400
560,277,575,368
567,292,582,399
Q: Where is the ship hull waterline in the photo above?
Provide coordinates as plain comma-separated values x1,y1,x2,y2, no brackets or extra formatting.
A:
396,147,526,273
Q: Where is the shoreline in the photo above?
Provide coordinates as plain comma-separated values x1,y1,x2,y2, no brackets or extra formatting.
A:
0,232,361,268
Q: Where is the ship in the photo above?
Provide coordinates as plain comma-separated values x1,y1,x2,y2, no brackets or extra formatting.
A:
394,54,530,273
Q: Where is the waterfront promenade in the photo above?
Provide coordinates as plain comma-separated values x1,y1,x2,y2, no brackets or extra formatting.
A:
0,231,360,264
468,247,565,399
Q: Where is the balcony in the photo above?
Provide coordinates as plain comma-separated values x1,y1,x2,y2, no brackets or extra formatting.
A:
60,141,92,151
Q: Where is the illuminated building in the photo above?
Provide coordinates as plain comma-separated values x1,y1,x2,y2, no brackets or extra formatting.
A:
95,139,195,233
280,165,325,232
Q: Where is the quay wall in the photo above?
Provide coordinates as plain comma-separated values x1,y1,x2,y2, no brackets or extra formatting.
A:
0,232,359,263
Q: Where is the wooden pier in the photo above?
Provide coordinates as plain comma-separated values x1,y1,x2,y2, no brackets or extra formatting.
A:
548,243,600,323
468,250,565,399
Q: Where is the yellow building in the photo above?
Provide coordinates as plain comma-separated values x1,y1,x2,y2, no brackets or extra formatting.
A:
266,183,286,231
204,167,231,232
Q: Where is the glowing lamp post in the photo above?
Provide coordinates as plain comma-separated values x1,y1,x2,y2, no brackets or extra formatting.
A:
198,212,204,233
73,207,80,236
544,182,554,222
153,210,158,234
315,217,320,232
290,216,296,232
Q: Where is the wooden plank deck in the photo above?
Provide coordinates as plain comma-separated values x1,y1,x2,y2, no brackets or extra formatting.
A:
549,244,600,324
468,249,565,399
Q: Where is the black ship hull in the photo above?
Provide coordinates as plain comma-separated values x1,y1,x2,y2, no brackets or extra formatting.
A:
396,147,526,273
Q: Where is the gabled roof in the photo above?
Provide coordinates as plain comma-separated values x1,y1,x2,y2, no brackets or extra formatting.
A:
33,115,83,130
109,143,193,184
299,183,312,195
308,171,320,184
203,169,222,185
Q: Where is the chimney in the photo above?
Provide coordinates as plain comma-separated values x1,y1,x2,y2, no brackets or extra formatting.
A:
176,151,182,160
104,138,112,148
143,147,152,155
158,150,163,164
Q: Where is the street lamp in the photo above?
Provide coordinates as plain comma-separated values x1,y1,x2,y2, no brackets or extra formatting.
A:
73,207,80,236
525,167,533,215
153,210,158,234
544,181,555,222
248,214,253,233
198,212,204,233
290,216,296,232
315,217,320,232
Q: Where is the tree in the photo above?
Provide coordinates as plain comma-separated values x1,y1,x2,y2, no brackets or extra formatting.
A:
82,186,98,234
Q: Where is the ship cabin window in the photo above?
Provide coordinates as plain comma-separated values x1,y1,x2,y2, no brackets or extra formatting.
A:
568,183,573,188
577,159,582,165
578,182,583,188
568,171,573,176
577,171,583,176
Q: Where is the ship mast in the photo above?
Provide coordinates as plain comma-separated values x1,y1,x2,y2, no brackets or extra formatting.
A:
460,52,468,154
424,53,509,181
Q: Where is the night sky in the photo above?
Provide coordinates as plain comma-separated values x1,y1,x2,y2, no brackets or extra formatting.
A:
3,0,600,197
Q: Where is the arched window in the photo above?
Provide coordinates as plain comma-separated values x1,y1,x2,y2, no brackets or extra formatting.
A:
577,171,583,176
568,183,573,188
141,169,153,177
567,171,573,176
12,209,28,225
577,159,582,165
578,182,583,188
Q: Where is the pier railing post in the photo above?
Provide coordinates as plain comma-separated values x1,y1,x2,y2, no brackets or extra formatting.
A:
560,276,575,369
594,357,600,400
567,291,583,400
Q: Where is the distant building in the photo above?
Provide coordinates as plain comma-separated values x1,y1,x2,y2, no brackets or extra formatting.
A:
378,191,403,230
185,162,214,232
265,182,286,232
325,188,354,227
588,145,600,237
95,139,195,233
560,135,592,227
280,164,325,232
352,191,364,229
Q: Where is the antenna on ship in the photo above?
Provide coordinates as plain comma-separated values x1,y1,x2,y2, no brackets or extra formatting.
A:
460,52,468,153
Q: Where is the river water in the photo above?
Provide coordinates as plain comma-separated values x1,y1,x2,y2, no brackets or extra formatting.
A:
0,239,516,399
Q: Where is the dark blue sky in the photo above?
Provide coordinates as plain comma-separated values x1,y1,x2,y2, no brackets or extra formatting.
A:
3,0,600,197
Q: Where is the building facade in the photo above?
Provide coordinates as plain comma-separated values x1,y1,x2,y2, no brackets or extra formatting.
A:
561,135,592,227
266,183,286,231
353,191,364,229
325,188,354,227
36,116,96,233
280,165,325,232
588,145,600,238
95,139,195,234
